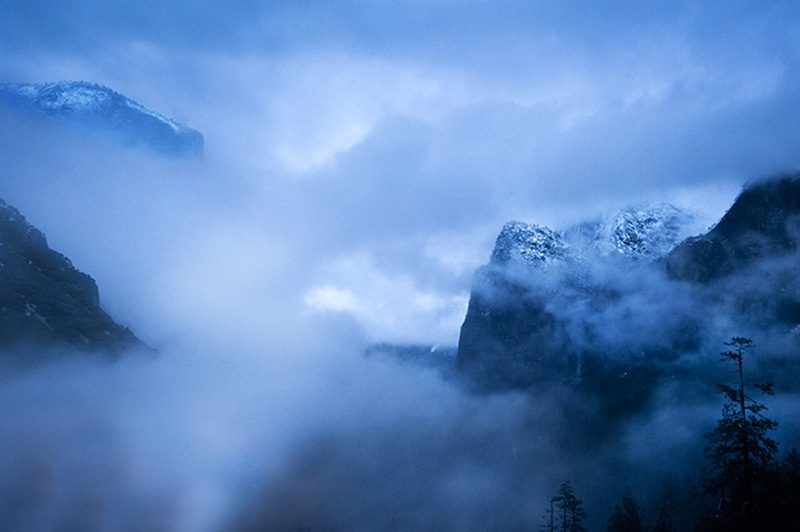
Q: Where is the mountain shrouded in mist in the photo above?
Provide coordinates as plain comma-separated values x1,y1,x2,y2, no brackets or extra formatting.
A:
0,81,203,158
0,198,144,359
3,2,800,530
456,174,800,399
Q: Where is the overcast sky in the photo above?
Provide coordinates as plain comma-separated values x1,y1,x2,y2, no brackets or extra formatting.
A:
2,0,800,346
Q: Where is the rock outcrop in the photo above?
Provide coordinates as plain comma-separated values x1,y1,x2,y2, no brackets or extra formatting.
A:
0,198,143,358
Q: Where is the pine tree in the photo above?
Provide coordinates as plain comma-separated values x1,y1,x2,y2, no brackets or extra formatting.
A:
555,482,587,532
701,337,778,531
541,494,558,532
606,493,648,532
541,482,586,532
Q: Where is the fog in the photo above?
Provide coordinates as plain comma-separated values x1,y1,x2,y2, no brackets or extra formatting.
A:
2,1,800,530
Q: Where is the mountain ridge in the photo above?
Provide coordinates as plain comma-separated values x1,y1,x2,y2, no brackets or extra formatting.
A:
0,81,203,158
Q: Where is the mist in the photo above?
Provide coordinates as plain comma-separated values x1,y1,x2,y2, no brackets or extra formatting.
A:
3,1,800,531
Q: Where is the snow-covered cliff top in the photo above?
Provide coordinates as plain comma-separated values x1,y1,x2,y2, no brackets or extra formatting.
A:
490,222,569,266
490,203,698,269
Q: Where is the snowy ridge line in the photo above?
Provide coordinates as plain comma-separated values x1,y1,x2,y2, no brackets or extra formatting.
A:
0,81,185,133
491,203,699,267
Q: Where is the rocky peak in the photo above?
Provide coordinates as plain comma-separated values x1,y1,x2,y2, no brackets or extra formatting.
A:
0,199,49,251
490,222,569,266
608,204,694,257
565,203,696,260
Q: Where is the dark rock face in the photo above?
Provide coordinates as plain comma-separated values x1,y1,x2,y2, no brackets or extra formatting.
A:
456,175,800,397
665,174,800,283
0,81,203,158
456,268,574,390
0,198,142,357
